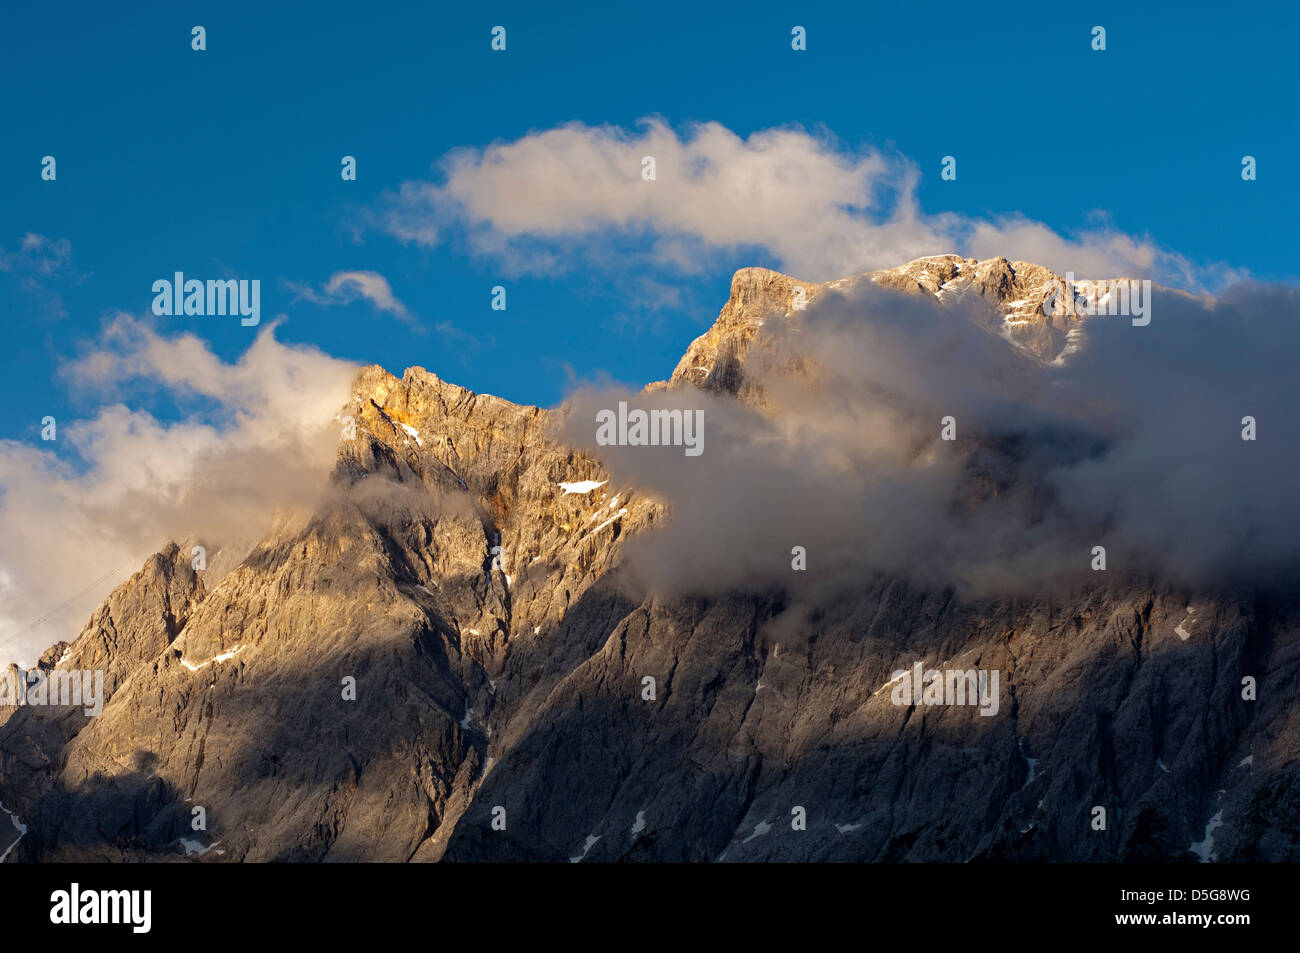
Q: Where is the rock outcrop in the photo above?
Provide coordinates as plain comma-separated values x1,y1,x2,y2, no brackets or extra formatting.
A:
1,257,1293,863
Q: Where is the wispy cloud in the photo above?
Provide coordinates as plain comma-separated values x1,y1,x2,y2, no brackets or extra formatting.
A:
0,232,77,319
287,269,480,351
288,269,416,325
0,233,72,275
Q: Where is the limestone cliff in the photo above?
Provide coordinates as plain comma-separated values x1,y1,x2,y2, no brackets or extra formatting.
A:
0,258,1293,863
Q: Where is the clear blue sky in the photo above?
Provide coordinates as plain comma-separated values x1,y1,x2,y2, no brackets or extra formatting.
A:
2,0,1294,440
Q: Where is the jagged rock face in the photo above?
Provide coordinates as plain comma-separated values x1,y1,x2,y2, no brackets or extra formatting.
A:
0,544,204,859
0,363,661,862
874,255,1086,362
0,259,1295,863
670,256,1104,396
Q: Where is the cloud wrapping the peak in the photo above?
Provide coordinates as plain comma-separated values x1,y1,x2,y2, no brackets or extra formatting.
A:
558,279,1300,601
0,317,358,667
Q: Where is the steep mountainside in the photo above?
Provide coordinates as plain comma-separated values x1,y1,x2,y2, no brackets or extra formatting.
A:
1,257,1295,863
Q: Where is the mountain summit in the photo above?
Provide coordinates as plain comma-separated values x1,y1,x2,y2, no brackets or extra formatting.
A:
0,257,1292,863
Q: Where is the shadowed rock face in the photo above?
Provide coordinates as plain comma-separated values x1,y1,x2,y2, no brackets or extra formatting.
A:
0,258,1295,863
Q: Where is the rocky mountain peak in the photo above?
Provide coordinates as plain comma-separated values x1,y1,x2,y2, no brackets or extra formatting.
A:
0,256,1290,865
670,254,1144,399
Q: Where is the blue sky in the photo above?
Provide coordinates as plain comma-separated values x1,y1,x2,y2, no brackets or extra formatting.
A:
1,0,1296,664
2,0,1294,434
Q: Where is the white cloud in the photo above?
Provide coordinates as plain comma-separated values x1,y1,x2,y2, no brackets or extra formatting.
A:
288,271,480,350
324,271,411,320
289,270,416,326
0,317,358,668
373,118,1227,290
559,280,1300,599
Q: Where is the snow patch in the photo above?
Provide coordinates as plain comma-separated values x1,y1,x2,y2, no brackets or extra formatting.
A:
569,834,601,863
0,802,27,863
1018,739,1038,787
741,821,772,844
180,644,247,672
178,837,220,856
1189,810,1224,862
587,508,628,536
631,811,646,836
399,423,423,446
872,665,919,697
558,480,607,495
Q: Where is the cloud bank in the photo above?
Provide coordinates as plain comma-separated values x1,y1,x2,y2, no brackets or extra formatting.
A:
0,317,357,666
559,279,1300,601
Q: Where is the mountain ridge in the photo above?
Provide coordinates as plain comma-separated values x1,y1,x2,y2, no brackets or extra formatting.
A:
0,256,1292,863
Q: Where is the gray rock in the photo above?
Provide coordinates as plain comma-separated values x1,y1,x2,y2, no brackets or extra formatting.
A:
0,258,1294,862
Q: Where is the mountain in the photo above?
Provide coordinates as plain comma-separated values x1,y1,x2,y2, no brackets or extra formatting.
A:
1,256,1295,863
672,254,1098,396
